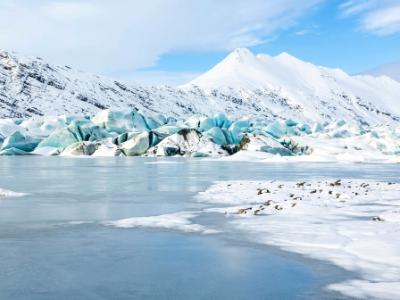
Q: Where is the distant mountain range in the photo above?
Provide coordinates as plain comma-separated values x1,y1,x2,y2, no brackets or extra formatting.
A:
1,48,399,126
363,62,400,82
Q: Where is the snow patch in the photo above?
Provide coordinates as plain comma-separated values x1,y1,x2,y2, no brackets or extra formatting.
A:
105,212,218,234
0,188,28,198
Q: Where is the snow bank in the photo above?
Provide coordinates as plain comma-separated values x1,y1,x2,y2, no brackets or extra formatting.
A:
197,179,400,299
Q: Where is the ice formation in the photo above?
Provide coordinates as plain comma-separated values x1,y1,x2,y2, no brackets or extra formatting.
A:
0,109,398,162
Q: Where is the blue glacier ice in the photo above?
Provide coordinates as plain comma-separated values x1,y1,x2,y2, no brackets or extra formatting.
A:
37,123,107,149
1,109,395,159
92,110,152,134
0,131,40,153
265,121,287,138
213,113,232,129
205,127,227,145
0,147,33,156
229,119,250,144
199,117,216,132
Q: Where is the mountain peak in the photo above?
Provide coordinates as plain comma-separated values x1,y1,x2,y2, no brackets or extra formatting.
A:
229,48,255,59
184,49,312,89
223,48,257,66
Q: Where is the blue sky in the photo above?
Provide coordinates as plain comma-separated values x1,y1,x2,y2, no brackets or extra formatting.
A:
146,0,400,77
0,0,399,85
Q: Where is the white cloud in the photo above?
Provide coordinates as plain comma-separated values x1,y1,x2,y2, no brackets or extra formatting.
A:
42,2,99,21
293,24,319,36
339,1,375,17
0,0,321,74
340,0,400,35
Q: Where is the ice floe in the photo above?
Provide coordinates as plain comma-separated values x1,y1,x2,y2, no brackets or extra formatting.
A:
105,212,218,234
197,179,400,299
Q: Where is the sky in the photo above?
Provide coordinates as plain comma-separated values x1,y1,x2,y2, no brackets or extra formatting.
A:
0,0,399,85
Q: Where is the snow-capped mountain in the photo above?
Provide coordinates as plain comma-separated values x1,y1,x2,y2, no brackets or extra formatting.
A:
0,49,203,118
1,48,400,126
185,48,400,125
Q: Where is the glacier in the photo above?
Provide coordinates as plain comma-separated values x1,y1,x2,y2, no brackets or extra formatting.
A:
0,109,399,162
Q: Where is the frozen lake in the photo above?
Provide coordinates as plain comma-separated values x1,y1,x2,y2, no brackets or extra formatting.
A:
1,157,399,299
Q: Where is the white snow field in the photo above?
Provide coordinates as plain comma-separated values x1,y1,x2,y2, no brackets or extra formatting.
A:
197,179,400,299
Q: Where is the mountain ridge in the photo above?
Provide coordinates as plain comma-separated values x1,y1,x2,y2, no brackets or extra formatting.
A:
1,48,399,126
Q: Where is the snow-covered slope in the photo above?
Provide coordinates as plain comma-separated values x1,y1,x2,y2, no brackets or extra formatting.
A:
185,48,400,125
363,62,400,82
1,48,400,126
0,49,204,118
